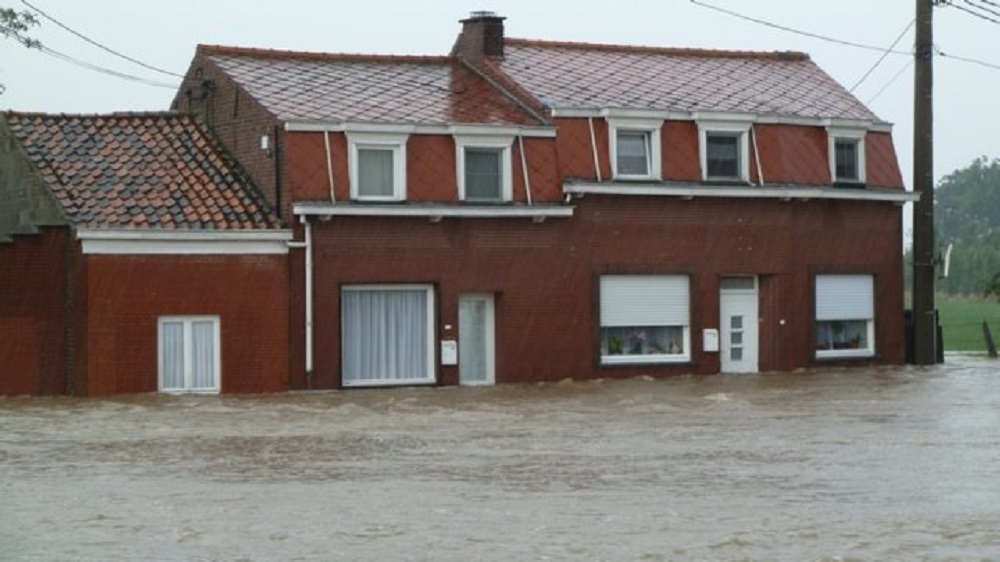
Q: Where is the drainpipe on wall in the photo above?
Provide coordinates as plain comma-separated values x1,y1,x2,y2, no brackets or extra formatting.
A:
518,135,533,205
588,117,602,182
324,131,336,203
287,215,314,387
751,124,765,186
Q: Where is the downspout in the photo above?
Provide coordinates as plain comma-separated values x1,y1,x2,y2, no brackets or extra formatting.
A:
287,215,314,387
751,124,765,186
588,117,602,182
518,135,533,205
324,131,336,202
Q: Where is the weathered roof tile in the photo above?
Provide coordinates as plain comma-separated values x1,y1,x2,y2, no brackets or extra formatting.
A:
3,112,282,230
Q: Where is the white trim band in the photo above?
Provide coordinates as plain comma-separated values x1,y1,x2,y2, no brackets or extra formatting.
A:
293,202,574,219
285,121,557,138
563,182,920,203
77,229,293,255
549,107,894,133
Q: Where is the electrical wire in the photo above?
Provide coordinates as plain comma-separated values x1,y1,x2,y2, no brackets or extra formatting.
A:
849,19,915,92
938,50,1000,71
38,44,178,88
20,0,184,78
687,0,912,55
965,0,1000,19
942,0,1000,24
866,60,914,105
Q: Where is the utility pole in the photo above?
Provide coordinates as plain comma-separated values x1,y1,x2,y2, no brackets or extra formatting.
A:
912,0,937,364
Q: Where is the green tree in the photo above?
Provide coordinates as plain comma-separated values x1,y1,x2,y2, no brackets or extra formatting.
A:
1,6,41,95
935,156,1000,294
986,272,1000,302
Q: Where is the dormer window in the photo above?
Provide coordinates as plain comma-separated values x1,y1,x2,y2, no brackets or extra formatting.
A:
348,132,409,201
827,128,866,185
697,120,751,182
455,134,513,202
608,118,662,180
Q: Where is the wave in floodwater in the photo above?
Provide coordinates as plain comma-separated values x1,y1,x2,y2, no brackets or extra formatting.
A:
2,356,1000,561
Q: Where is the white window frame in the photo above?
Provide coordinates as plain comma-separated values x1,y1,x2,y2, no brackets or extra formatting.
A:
600,275,691,365
607,118,662,180
698,121,752,182
827,128,867,184
157,315,221,394
341,284,436,387
347,132,409,201
815,274,875,359
454,134,514,202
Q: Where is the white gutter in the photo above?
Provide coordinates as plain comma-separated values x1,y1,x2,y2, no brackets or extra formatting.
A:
549,107,896,133
518,135,533,206
293,202,574,219
563,182,920,204
76,229,293,255
284,120,557,138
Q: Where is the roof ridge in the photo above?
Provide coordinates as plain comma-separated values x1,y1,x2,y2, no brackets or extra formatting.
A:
504,37,809,61
3,110,185,120
198,44,452,65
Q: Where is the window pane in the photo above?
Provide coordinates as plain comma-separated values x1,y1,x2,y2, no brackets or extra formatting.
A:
707,134,740,179
358,148,394,197
342,288,430,384
459,298,488,382
816,320,870,351
835,140,859,181
161,322,184,390
465,148,502,200
617,131,649,176
191,321,216,390
602,326,685,357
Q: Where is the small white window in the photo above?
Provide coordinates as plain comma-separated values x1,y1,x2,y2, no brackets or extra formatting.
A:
827,128,866,184
600,275,691,364
455,134,513,201
698,121,751,182
342,284,436,386
608,118,662,180
347,132,409,201
158,316,221,394
815,274,875,359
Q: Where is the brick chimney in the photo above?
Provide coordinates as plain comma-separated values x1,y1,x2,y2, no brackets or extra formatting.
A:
452,11,506,61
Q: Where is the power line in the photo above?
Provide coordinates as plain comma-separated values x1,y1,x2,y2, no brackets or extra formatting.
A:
965,0,1000,20
940,0,1000,24
687,0,912,55
37,44,178,88
20,0,184,78
849,19,915,93
866,59,914,105
938,50,1000,71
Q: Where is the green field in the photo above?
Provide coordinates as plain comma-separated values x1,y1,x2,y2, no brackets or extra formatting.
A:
936,295,1000,352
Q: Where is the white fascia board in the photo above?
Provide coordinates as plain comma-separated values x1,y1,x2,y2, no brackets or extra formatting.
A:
284,120,556,138
547,108,895,132
293,202,574,219
76,229,293,255
563,182,920,203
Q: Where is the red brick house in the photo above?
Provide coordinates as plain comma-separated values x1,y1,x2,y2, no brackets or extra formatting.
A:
167,12,916,391
0,112,290,395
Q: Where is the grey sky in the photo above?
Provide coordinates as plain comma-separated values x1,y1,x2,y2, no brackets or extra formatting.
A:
3,0,997,240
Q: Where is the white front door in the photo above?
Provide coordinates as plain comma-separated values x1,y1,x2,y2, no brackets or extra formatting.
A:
459,294,495,386
720,277,759,373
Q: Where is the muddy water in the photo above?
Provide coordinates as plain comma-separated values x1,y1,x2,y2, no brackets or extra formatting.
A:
3,357,1000,561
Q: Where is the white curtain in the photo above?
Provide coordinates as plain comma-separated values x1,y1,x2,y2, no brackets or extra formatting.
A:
191,320,216,390
358,148,394,197
342,288,429,384
161,321,184,390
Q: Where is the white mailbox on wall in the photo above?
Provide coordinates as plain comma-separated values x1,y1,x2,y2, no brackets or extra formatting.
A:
441,340,458,366
703,329,720,353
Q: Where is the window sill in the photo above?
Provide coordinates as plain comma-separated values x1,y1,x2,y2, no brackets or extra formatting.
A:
601,354,690,365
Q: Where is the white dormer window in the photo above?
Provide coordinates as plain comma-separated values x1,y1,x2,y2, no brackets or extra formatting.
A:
827,128,866,185
455,134,513,202
697,120,751,182
347,132,409,201
608,118,662,180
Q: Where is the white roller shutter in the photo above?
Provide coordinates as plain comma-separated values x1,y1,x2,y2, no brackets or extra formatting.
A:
815,275,874,321
600,275,690,327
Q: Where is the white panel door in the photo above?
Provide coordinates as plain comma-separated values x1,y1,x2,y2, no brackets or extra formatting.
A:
459,294,495,386
720,279,759,374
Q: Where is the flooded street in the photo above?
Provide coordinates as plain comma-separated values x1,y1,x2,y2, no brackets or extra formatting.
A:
3,357,1000,561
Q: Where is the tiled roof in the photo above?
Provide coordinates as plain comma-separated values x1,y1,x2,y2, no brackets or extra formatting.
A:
494,39,881,122
3,112,282,230
201,46,543,126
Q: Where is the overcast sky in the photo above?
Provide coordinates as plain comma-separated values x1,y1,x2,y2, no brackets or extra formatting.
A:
3,0,998,238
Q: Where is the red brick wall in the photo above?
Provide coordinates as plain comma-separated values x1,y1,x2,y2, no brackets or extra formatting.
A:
82,254,289,395
290,196,906,389
866,132,905,188
0,228,69,395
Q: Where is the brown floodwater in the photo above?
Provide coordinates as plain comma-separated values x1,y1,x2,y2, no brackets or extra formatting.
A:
2,356,1000,561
